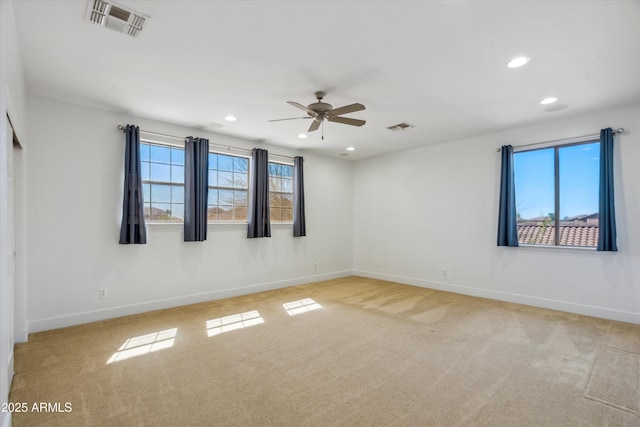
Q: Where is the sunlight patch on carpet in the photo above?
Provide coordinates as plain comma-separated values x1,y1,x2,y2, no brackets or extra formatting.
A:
206,310,264,337
283,298,322,316
107,328,177,364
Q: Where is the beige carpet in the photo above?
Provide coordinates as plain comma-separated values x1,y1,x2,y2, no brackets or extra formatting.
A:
9,276,640,426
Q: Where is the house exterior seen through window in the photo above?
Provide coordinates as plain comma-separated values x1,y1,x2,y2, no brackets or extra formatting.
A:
513,140,600,247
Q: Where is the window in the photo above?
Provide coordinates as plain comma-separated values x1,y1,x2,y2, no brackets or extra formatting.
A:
513,140,600,247
268,162,293,222
141,141,249,223
208,153,249,222
141,142,185,222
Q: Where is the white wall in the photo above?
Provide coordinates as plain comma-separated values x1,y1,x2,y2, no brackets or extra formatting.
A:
353,104,640,324
24,98,640,335
1,0,28,425
26,96,353,332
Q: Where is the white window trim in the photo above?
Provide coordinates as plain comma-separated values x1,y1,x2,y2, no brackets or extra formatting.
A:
517,243,597,252
513,135,598,153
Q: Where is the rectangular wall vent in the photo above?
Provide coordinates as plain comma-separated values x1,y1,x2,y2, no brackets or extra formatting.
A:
86,0,148,38
387,122,414,131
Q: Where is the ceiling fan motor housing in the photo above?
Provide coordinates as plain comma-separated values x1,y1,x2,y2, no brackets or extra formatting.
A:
307,102,333,118
308,91,332,118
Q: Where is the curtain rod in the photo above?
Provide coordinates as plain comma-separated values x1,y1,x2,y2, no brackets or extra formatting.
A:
117,125,296,160
496,128,624,152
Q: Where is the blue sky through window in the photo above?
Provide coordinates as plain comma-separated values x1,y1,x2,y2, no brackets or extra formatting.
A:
141,143,191,222
559,143,600,219
514,141,599,220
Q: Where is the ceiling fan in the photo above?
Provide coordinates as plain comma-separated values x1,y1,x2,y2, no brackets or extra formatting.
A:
269,91,366,133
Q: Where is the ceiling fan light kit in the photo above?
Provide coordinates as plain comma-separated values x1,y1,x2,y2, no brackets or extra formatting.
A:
269,91,366,135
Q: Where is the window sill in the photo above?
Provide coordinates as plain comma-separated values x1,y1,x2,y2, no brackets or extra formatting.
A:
517,244,598,253
145,221,294,226
146,222,246,226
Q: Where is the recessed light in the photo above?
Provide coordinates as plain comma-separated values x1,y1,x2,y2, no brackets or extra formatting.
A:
346,147,355,151
297,133,308,139
224,115,237,122
540,97,558,105
507,56,530,68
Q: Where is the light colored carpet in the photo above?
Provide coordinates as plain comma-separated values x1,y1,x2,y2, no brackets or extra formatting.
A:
9,276,640,426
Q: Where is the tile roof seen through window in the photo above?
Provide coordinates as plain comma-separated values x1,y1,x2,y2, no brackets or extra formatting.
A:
517,223,599,247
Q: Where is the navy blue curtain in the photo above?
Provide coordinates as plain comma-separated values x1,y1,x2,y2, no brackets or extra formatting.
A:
293,156,306,237
119,125,147,244
247,148,271,238
497,145,518,247
184,137,209,242
597,128,617,251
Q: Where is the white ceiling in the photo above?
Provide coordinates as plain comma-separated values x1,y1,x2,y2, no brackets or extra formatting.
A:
12,0,640,160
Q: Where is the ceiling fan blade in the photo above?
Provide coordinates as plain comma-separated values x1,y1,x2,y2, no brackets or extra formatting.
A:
327,116,366,127
308,119,321,132
329,103,365,116
268,117,313,122
287,101,317,116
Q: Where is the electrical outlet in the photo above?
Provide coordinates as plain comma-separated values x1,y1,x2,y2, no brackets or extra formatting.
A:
99,288,107,298
314,262,318,270
442,269,447,277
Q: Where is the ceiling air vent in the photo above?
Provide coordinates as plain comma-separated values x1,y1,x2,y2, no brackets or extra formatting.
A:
387,122,414,131
86,0,148,38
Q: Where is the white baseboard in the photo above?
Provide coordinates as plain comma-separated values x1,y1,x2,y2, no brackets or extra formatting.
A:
353,270,640,325
28,271,352,333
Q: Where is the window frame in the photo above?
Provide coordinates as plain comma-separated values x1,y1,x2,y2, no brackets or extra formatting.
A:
140,138,252,225
207,150,251,224
268,160,294,224
513,137,600,249
140,138,186,224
